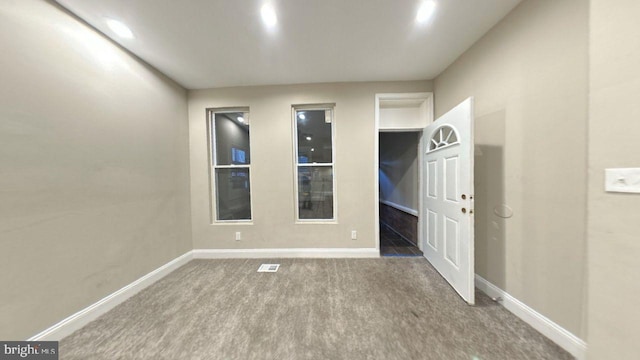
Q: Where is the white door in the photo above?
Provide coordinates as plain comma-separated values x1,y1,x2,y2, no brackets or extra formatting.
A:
423,97,475,304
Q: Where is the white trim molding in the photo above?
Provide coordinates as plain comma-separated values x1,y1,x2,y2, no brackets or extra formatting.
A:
28,251,194,341
475,275,587,360
374,92,434,253
193,248,379,259
379,199,419,217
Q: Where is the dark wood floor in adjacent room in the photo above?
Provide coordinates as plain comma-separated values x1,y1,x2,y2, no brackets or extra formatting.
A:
380,224,423,257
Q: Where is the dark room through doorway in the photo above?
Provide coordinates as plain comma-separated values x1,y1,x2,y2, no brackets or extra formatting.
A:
379,131,423,257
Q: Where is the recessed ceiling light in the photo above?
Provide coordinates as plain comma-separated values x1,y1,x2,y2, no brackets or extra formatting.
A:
306,136,312,141
298,113,306,120
237,116,245,123
311,148,315,152
261,4,277,28
106,19,134,39
416,1,437,24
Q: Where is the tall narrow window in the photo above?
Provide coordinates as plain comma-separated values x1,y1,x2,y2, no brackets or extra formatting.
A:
209,109,252,221
294,105,336,221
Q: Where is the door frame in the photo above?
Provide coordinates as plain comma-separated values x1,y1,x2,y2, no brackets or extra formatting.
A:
374,92,434,253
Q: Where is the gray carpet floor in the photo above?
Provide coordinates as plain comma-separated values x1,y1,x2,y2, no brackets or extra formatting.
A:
60,258,573,360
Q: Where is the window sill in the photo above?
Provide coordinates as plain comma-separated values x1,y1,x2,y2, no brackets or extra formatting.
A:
211,221,254,226
295,220,338,225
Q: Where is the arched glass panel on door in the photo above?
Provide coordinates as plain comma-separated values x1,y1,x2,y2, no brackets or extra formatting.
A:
427,125,459,152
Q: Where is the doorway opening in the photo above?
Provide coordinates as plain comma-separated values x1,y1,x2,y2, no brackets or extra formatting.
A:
379,131,423,256
374,92,433,257
375,94,475,304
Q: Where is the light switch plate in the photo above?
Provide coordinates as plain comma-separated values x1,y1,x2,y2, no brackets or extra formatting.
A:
605,168,640,193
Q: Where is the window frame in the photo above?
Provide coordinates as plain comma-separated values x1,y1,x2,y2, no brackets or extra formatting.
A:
292,104,337,223
208,107,253,224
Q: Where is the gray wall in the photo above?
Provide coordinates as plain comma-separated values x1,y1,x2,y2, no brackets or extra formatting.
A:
188,81,432,249
588,0,640,357
433,0,588,338
0,0,192,339
379,132,420,212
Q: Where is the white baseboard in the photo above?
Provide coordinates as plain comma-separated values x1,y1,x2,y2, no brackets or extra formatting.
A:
193,248,379,259
475,275,587,360
28,251,193,341
379,200,419,217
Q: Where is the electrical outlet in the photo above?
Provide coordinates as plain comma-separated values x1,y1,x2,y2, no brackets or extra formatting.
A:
351,230,357,240
235,232,241,241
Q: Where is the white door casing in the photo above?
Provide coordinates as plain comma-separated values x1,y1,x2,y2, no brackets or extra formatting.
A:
423,97,475,304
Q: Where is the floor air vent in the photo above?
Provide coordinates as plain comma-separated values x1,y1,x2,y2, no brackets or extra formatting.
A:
257,264,280,273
